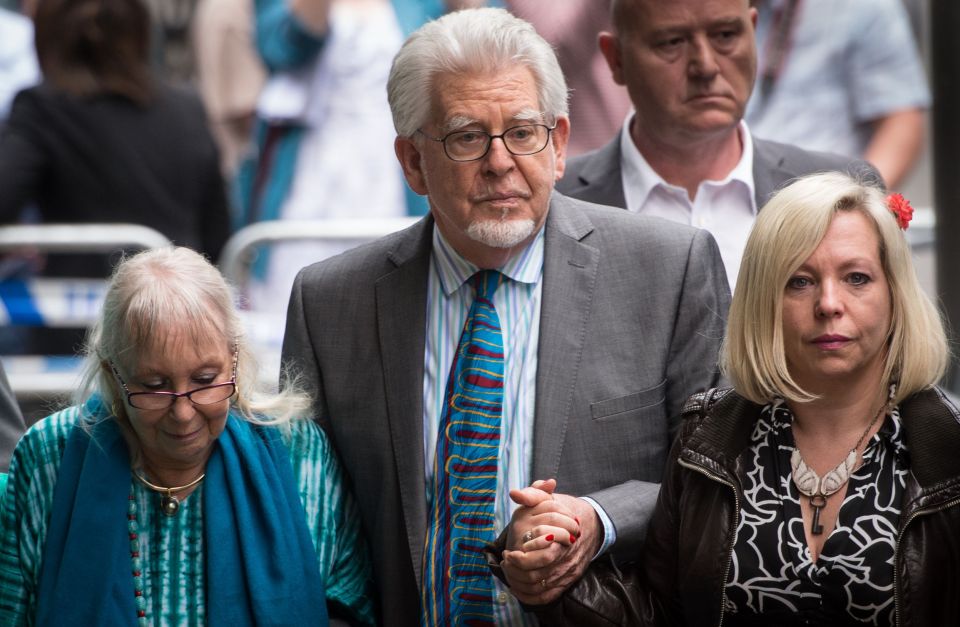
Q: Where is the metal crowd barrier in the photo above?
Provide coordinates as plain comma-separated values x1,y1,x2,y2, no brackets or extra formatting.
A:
218,217,420,388
0,224,172,402
218,217,419,286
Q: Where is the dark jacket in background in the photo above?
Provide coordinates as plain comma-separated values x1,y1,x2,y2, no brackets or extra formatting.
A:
537,387,960,626
0,82,230,275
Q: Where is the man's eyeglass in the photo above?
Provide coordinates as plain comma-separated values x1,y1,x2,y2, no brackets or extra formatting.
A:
417,123,556,162
109,351,238,410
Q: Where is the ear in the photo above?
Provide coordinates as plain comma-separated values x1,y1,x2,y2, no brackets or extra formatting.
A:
749,6,758,28
598,31,626,86
395,136,429,196
551,116,571,181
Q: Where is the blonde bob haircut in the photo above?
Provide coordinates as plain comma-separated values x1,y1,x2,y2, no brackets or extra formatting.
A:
78,247,310,434
722,171,948,405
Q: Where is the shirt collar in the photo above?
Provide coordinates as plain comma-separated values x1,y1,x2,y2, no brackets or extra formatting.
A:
619,115,757,214
431,224,545,296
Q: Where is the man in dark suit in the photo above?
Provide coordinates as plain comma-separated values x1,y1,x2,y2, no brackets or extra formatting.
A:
557,0,877,291
282,8,729,624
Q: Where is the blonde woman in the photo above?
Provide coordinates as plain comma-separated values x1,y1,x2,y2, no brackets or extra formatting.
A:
534,172,959,626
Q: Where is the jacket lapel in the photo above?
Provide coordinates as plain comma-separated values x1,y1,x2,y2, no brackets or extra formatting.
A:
532,194,600,479
375,218,433,590
752,138,792,210
571,136,627,209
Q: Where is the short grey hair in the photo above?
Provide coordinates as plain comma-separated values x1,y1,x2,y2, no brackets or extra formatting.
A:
79,247,310,431
387,7,569,137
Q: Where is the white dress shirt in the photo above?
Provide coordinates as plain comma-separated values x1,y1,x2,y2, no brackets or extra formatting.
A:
619,117,757,290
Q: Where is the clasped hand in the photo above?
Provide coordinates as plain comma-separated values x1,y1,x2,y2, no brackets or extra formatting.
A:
500,478,601,605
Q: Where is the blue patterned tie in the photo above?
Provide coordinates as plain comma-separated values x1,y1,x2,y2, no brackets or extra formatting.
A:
422,270,504,627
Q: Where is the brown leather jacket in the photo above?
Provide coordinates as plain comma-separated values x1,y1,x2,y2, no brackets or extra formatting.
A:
535,387,960,626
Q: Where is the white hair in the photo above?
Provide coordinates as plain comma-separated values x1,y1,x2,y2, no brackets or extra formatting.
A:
78,247,311,430
387,7,569,137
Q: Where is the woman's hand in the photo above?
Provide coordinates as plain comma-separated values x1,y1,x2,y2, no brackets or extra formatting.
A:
500,479,602,605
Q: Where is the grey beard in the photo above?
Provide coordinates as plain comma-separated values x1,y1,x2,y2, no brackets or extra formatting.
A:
465,218,536,249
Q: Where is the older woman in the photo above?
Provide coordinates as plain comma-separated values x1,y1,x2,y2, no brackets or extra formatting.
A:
0,247,373,625
530,172,960,625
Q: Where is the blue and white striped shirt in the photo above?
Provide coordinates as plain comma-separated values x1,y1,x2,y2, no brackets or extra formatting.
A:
423,226,542,625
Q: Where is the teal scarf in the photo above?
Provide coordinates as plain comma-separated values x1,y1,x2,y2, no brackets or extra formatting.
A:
36,397,328,626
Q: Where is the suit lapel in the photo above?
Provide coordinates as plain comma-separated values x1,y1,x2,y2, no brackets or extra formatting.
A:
574,136,627,209
375,218,433,591
752,138,791,210
532,195,600,479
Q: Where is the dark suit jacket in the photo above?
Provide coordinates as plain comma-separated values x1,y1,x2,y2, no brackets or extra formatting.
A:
556,133,881,211
282,193,730,625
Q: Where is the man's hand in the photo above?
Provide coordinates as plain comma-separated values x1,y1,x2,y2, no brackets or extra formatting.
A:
500,479,603,605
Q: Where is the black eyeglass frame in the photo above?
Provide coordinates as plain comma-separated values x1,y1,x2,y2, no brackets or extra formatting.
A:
109,350,239,410
416,123,557,162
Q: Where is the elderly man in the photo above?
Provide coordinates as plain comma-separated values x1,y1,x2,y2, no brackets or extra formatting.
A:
282,8,728,625
557,0,876,290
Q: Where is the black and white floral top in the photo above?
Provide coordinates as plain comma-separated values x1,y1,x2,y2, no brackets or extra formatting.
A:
723,401,909,626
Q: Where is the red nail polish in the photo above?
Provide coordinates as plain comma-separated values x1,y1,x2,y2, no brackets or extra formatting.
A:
570,534,577,543
546,534,554,542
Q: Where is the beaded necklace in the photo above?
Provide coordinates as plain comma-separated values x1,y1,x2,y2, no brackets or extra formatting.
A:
128,486,148,626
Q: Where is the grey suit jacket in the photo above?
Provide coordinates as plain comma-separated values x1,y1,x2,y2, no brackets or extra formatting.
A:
282,193,729,625
556,132,881,210
0,360,25,472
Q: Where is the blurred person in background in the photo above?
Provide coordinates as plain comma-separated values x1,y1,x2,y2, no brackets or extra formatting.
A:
0,0,229,275
745,0,928,189
0,0,230,355
193,0,267,178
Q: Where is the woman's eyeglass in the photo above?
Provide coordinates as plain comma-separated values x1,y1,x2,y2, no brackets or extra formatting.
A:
109,351,238,410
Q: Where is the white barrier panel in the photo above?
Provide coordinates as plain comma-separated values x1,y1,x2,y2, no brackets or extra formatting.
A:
1,355,83,400
219,218,420,390
0,224,171,400
0,278,107,327
0,224,172,252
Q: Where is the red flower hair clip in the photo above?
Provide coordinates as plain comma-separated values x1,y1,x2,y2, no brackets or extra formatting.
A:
886,193,913,230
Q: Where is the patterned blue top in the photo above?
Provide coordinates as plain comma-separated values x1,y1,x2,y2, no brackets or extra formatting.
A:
0,406,375,626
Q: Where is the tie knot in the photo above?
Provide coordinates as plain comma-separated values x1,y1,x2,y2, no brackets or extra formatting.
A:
470,270,502,301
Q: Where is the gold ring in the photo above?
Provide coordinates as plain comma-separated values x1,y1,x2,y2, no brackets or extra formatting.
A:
521,530,535,543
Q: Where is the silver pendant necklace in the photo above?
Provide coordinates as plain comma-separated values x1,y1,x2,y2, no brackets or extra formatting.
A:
790,392,891,535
